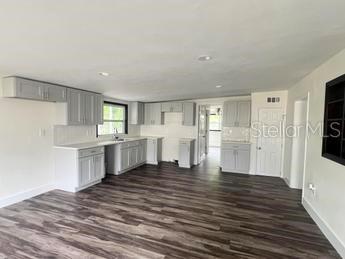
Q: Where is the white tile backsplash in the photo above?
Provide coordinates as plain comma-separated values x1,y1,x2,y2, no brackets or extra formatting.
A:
54,124,140,145
222,127,250,142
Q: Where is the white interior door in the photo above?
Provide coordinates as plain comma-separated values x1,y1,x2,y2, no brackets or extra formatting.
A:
256,108,283,177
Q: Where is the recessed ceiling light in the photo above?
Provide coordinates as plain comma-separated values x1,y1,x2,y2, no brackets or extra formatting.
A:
198,55,212,61
99,72,110,76
216,85,223,88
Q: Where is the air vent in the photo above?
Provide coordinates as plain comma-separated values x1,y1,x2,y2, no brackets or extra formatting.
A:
267,97,280,103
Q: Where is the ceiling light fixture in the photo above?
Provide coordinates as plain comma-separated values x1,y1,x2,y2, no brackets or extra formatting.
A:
99,72,110,76
198,55,212,61
216,85,223,88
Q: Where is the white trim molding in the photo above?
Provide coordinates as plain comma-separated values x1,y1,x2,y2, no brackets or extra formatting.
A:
0,184,54,208
303,198,345,258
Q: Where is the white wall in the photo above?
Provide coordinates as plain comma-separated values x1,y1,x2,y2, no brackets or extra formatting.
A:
284,49,345,257
250,90,288,175
0,78,56,204
0,88,140,206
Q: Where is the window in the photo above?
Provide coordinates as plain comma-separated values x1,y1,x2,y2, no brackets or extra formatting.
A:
97,102,128,136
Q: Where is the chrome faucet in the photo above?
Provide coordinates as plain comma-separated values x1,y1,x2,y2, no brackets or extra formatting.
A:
113,128,119,140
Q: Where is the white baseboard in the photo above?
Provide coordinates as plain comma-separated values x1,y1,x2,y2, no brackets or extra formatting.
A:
0,184,54,208
302,198,345,258
283,177,290,187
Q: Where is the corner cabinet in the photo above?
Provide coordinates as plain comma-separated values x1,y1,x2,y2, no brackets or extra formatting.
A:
55,146,105,192
223,100,251,127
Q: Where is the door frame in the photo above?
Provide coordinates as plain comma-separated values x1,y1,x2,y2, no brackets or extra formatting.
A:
292,93,310,198
197,105,208,164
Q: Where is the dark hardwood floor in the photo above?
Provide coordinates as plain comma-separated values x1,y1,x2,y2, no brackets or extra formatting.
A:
0,155,340,258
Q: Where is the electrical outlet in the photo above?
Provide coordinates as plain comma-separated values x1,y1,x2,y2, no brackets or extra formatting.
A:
38,128,46,137
308,183,316,196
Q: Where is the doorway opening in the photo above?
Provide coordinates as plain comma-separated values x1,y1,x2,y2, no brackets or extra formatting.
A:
289,96,309,190
197,105,222,169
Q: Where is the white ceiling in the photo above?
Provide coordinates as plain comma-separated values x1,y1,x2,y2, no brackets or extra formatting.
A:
1,0,345,101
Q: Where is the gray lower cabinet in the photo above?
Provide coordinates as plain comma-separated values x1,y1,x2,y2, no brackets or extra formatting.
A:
144,103,164,125
182,102,196,126
223,100,251,127
106,140,147,175
179,139,195,168
55,146,105,192
221,143,250,173
146,138,162,165
2,76,67,102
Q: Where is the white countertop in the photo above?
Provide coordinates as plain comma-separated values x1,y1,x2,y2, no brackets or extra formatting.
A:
54,136,164,150
180,138,196,142
222,140,251,145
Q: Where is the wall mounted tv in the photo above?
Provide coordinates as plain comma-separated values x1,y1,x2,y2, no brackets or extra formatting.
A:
322,73,345,165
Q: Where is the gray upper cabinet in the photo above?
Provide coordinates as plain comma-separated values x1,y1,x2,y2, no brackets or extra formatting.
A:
84,92,96,125
182,102,196,126
67,89,103,126
67,89,85,125
237,101,251,127
161,102,183,112
144,103,163,125
44,83,66,102
223,101,237,127
2,77,66,102
144,103,152,125
3,76,103,126
129,102,144,125
95,94,104,125
223,100,251,127
145,101,195,126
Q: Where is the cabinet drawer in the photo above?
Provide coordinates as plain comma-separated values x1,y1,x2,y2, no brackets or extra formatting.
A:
128,140,140,147
120,142,131,149
221,143,250,150
78,147,104,158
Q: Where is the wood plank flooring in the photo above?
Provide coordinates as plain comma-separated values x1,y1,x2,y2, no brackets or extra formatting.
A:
0,162,340,258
